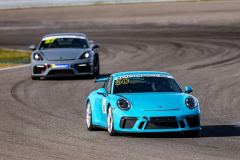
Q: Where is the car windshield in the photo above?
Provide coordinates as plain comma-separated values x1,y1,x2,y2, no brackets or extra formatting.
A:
113,75,182,94
39,36,88,49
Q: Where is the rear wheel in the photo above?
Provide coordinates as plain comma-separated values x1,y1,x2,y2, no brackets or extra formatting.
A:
86,101,94,131
107,106,116,136
184,130,200,137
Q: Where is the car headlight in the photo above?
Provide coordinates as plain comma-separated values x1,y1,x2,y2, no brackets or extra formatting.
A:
33,53,43,60
117,98,131,110
80,52,90,59
185,97,198,109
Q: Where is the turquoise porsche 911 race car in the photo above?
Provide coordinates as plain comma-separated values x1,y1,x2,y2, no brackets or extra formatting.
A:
86,71,201,136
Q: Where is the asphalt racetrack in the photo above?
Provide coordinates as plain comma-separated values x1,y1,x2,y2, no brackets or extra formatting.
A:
1,1,240,159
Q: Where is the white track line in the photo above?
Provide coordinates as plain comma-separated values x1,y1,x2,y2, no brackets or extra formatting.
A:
0,64,30,71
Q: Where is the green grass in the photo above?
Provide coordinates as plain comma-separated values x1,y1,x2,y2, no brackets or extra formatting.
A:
0,63,25,68
0,48,31,60
0,48,31,68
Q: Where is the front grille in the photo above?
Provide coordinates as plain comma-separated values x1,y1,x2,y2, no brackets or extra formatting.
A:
120,117,137,129
34,66,46,74
179,121,185,128
145,122,179,129
76,65,90,73
150,116,176,123
138,122,145,129
186,116,200,127
47,70,75,76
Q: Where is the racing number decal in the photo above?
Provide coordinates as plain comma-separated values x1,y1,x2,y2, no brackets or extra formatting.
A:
102,98,106,114
115,78,129,85
45,38,56,44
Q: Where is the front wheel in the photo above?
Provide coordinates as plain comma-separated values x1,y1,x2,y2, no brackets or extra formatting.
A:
91,56,99,78
86,101,94,131
107,106,116,136
184,130,200,137
89,61,99,79
94,59,100,77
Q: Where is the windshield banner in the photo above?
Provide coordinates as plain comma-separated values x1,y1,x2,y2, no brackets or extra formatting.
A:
114,74,173,80
42,36,86,41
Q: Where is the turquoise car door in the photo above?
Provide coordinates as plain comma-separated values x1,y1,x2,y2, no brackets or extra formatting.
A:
97,76,113,124
96,94,104,122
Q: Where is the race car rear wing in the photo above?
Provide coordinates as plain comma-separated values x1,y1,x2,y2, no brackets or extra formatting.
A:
94,77,108,83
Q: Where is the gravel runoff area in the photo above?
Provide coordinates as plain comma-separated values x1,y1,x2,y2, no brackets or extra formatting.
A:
0,1,240,159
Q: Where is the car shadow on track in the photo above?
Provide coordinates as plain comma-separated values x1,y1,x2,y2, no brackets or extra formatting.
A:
123,132,186,138
121,125,240,138
41,73,112,81
199,125,240,138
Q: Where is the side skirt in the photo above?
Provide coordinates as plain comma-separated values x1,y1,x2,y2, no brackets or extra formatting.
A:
93,125,107,130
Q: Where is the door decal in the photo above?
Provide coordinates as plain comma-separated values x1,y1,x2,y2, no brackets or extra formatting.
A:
102,98,106,114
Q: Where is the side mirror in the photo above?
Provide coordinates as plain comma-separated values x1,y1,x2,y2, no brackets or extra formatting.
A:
91,43,100,49
97,88,107,95
185,86,193,94
29,45,36,50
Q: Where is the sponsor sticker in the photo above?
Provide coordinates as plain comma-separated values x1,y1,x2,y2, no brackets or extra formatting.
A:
102,99,106,114
52,64,70,69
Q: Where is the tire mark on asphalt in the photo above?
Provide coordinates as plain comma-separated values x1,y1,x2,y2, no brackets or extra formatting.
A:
11,78,64,119
129,43,148,59
100,39,148,61
189,41,240,70
11,79,29,107
189,54,239,70
0,152,33,160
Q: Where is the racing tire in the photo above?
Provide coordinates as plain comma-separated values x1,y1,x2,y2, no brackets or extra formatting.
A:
86,101,94,131
95,60,100,77
91,56,99,78
107,105,116,136
184,130,200,137
31,76,40,80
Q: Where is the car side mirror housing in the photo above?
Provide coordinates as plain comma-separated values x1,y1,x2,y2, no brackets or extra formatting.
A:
91,43,100,49
185,86,193,94
29,45,36,50
97,88,107,95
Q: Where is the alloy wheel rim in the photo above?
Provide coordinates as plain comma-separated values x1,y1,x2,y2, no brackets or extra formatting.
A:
107,108,113,133
86,102,91,128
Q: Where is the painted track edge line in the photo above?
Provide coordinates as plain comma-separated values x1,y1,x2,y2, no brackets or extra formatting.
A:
0,64,30,71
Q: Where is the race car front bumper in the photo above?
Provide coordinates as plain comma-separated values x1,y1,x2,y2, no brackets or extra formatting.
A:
112,108,201,133
31,60,94,77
